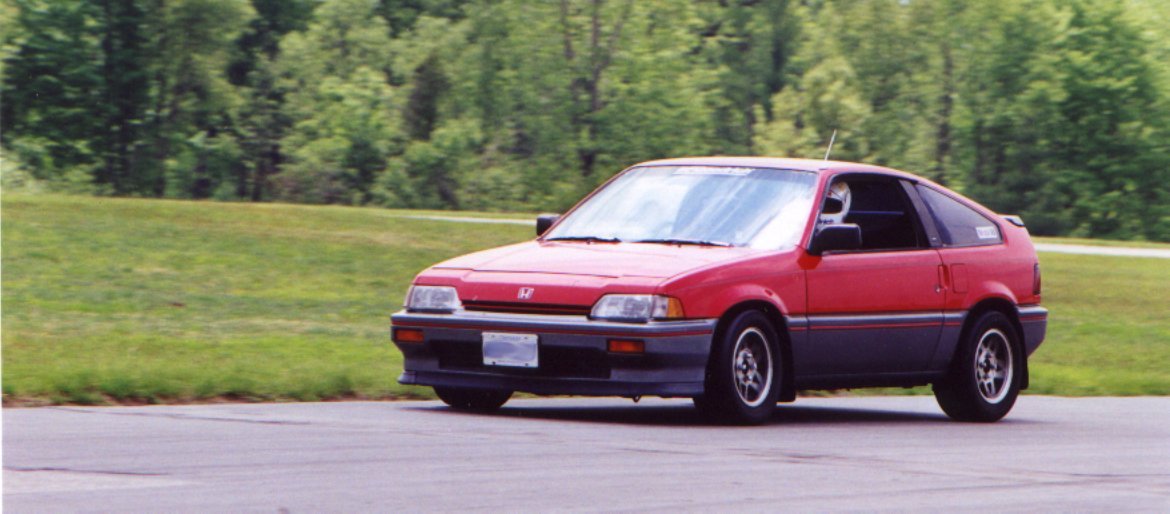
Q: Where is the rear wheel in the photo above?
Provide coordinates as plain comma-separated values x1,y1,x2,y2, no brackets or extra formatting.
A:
697,310,781,425
434,387,512,412
934,311,1022,422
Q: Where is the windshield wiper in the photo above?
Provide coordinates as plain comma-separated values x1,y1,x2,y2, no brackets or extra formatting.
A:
633,238,732,247
545,235,623,243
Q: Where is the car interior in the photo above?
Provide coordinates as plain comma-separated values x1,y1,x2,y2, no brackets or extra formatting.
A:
827,177,928,251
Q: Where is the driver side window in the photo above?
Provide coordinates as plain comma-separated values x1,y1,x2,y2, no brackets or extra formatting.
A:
820,176,928,251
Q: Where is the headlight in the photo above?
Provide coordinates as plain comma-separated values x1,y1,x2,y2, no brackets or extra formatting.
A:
590,294,684,322
405,286,462,313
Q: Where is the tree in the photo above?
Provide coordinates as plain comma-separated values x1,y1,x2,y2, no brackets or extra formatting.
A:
755,1,871,162
1046,0,1167,238
227,0,315,86
956,0,1169,239
2,1,106,185
229,0,315,200
2,0,253,197
693,0,799,154
3,0,1169,240
374,0,467,39
139,0,255,197
275,0,402,204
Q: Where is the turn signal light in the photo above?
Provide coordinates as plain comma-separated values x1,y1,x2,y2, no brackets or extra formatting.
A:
393,328,425,343
608,339,645,354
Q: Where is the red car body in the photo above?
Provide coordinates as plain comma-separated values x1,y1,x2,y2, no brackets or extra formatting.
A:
391,157,1047,422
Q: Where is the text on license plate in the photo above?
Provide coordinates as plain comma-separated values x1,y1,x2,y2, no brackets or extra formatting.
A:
482,332,539,368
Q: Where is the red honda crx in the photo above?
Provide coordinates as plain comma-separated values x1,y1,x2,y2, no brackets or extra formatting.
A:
391,157,1047,424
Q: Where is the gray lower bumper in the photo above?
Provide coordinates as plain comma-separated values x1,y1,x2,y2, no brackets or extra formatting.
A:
1018,305,1048,356
390,311,716,397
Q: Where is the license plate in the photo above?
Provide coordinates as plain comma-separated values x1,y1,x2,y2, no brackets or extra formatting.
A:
482,332,539,368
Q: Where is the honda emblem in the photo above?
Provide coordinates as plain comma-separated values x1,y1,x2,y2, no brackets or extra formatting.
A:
517,287,535,300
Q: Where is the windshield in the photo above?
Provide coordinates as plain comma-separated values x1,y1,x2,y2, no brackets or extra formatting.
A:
546,166,818,249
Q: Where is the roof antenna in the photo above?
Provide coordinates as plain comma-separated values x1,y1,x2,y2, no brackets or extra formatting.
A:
823,129,838,161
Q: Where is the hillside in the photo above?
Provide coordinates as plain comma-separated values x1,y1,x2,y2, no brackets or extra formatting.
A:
1,195,531,404
2,195,1168,404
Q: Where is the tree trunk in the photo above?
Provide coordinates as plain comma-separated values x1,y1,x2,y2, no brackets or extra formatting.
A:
561,0,632,179
933,44,954,186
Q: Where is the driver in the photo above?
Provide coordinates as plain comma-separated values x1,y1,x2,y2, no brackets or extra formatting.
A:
818,181,852,226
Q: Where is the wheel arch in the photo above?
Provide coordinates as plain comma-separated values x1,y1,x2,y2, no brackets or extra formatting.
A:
710,300,796,402
960,297,1029,389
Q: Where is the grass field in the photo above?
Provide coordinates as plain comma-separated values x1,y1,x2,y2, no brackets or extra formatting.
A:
2,194,1168,404
1033,236,1170,249
1,195,531,405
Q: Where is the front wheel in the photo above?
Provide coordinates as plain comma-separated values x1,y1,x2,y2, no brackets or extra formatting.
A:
697,310,781,425
434,387,512,412
933,311,1022,422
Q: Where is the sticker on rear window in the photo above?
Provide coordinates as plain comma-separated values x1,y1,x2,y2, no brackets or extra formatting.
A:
976,226,999,239
672,166,754,176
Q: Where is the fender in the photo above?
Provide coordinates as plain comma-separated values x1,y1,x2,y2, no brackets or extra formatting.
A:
666,275,801,320
963,281,1019,310
928,289,1021,373
669,281,800,404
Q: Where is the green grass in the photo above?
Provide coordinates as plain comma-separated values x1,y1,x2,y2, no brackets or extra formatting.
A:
1027,252,1170,395
393,209,535,220
1034,236,1170,249
2,194,1168,404
1,195,532,404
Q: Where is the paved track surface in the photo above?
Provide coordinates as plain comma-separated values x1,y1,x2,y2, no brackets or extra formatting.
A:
5,396,1169,512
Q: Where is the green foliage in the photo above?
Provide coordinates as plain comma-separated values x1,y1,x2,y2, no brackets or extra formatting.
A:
3,0,1170,240
693,0,799,153
2,1,105,181
1,0,255,197
274,0,402,204
1,144,43,193
227,0,315,84
138,0,256,196
382,118,482,208
164,132,247,199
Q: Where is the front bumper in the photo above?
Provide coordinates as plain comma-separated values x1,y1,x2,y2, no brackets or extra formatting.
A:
390,310,717,397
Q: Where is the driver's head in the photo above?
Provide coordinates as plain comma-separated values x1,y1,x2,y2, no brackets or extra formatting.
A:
818,181,852,226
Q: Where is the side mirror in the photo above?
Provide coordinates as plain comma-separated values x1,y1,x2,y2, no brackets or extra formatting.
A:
536,214,560,236
809,224,862,256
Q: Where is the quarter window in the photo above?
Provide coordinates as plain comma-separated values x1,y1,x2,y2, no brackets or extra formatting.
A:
917,186,1002,246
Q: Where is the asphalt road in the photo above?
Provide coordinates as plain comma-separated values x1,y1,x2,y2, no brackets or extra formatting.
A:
4,396,1169,512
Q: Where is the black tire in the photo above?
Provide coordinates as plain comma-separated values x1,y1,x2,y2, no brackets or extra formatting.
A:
697,310,782,425
434,387,512,412
691,394,714,413
933,311,1023,422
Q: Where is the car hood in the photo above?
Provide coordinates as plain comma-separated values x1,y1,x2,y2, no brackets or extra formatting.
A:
422,241,761,308
421,242,795,309
433,241,756,278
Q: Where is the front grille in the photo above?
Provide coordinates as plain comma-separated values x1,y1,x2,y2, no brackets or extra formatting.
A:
432,339,611,379
463,301,591,317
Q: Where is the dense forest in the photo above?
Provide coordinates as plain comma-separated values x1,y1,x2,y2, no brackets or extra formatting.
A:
3,0,1169,240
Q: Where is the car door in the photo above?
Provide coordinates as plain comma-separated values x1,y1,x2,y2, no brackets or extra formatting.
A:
799,175,945,379
913,184,1017,370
